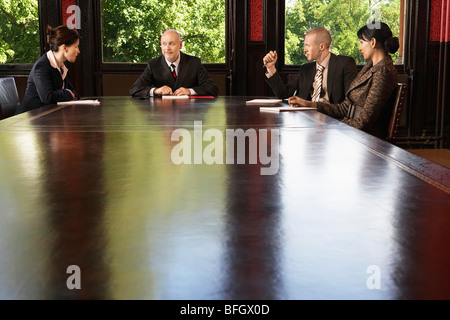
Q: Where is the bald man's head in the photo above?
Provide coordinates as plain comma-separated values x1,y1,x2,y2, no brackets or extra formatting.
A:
306,27,332,49
160,29,183,62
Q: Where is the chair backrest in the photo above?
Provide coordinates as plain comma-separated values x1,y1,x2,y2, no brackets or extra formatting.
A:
386,82,407,142
0,77,20,119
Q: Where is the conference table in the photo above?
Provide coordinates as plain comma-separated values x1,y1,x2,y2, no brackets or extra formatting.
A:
0,96,449,302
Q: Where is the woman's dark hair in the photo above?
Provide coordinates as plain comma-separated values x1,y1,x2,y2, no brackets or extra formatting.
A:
47,25,80,51
357,22,399,54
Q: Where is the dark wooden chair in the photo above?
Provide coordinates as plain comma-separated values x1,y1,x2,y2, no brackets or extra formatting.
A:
386,82,408,143
0,77,20,120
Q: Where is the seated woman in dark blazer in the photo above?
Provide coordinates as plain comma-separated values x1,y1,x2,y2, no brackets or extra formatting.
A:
289,22,399,138
16,25,80,115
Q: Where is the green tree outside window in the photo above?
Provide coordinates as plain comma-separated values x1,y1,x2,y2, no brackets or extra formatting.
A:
0,0,40,64
285,0,401,65
101,0,226,63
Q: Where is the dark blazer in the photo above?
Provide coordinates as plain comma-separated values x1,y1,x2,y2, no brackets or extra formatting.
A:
129,52,218,97
266,53,358,103
16,53,77,115
316,56,398,137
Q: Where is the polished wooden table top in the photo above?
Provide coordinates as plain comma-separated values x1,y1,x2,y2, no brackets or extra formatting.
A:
0,96,449,300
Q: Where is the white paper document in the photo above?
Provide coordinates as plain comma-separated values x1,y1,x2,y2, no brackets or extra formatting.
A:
162,95,189,100
246,99,283,105
57,99,101,106
259,106,316,112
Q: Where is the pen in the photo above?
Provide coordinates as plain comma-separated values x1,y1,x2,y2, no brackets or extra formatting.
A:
284,90,297,103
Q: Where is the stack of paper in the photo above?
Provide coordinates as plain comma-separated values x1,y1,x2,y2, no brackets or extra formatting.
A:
259,106,316,112
162,95,189,100
57,99,101,106
246,99,283,105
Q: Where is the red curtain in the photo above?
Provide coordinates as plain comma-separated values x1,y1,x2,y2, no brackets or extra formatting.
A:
249,0,263,41
430,0,450,42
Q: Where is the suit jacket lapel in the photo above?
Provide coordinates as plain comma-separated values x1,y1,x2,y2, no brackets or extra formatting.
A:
46,52,65,89
299,62,316,99
326,53,337,98
175,52,188,87
53,68,63,89
347,62,374,94
160,56,176,87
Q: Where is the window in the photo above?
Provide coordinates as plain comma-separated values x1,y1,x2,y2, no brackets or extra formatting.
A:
285,0,404,65
101,0,226,64
0,0,40,64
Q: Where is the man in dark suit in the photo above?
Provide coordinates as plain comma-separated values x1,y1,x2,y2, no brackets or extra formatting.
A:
263,27,358,103
129,29,218,97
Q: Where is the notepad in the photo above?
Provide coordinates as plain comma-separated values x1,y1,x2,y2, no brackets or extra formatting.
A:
162,95,189,100
259,106,316,112
246,99,283,105
57,99,101,106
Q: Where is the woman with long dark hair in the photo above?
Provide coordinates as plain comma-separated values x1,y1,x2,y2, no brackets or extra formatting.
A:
16,25,80,115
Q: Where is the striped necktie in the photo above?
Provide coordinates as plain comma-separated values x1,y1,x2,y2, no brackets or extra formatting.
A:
170,64,177,79
311,64,324,102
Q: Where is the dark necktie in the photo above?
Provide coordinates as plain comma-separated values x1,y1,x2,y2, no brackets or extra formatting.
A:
170,64,177,79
